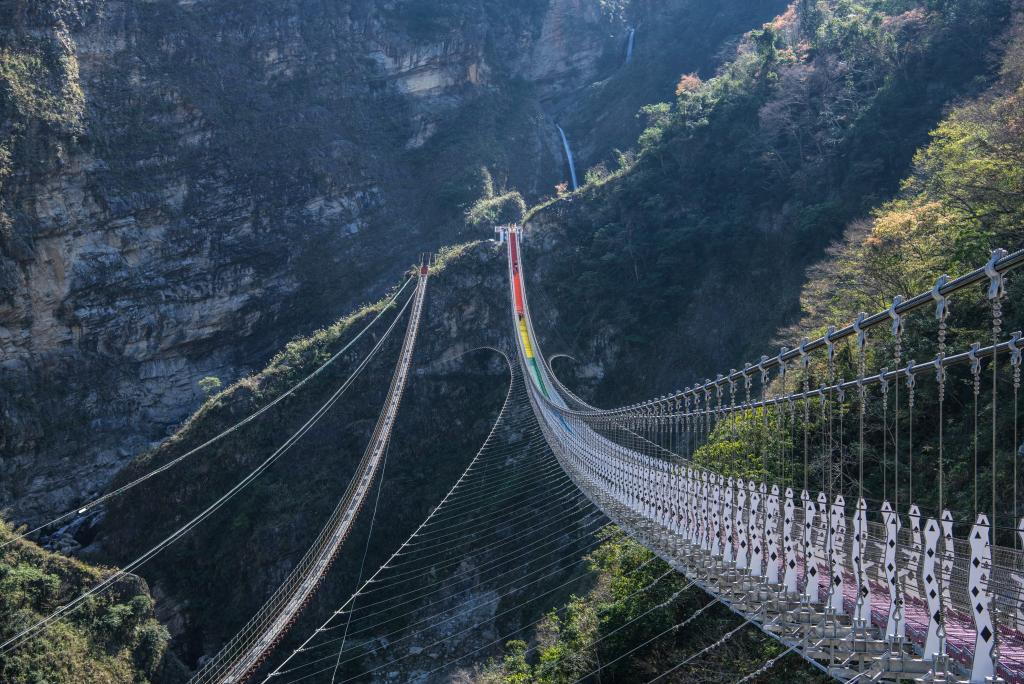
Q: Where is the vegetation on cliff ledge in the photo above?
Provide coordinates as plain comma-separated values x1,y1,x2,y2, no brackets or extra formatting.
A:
0,521,170,683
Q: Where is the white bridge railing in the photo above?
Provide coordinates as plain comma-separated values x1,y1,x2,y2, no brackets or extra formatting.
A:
504,223,1024,683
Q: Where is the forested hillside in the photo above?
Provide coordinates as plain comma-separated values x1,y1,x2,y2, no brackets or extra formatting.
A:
776,6,1024,529
526,0,1014,405
684,2,1024,538
474,3,1023,678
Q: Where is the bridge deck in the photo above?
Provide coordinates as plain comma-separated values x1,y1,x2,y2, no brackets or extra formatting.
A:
557,439,1024,683
504,226,1024,682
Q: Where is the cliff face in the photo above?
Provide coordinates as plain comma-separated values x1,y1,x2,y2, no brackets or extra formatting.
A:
0,0,824,673
0,0,653,523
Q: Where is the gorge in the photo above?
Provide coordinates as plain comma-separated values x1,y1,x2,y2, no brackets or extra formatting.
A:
3,0,1021,681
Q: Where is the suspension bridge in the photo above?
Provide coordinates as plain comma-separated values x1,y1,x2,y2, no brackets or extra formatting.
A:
3,232,1024,683
502,226,1024,683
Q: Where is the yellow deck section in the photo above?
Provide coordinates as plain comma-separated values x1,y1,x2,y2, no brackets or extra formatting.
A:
518,318,535,359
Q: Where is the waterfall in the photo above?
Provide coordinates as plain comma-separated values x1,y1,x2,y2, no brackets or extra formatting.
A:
625,27,636,64
556,125,579,191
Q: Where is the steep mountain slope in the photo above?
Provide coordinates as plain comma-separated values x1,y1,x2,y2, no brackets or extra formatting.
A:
545,0,791,178
0,1,812,677
473,9,1024,679
96,243,518,669
0,0,786,528
4,1,1022,680
775,11,1024,527
464,11,1024,681
523,0,1012,407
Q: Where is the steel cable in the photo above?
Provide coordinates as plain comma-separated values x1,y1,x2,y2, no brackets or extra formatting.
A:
264,353,526,680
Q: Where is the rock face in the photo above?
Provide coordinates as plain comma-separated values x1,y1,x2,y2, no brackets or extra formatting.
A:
0,0,647,523
526,0,606,89
93,240,606,672
0,0,794,664
0,0,783,524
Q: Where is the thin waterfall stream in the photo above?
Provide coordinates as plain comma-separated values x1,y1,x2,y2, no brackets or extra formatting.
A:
556,125,579,191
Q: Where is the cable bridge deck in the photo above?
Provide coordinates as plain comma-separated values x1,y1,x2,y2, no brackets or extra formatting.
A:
190,271,429,684
502,224,1024,683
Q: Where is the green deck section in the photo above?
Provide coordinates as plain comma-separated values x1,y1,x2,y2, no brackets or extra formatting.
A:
528,357,549,399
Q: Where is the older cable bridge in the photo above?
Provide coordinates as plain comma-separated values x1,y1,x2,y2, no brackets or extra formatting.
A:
0,262,433,681
188,266,430,683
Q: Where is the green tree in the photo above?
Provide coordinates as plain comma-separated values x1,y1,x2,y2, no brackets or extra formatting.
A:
198,376,222,397
466,191,527,228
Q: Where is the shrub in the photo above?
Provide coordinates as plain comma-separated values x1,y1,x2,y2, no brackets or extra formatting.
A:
198,376,223,397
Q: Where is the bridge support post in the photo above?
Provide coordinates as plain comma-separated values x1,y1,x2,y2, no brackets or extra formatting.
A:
737,479,749,571
830,495,847,616
924,517,942,660
881,502,904,641
804,490,820,604
853,497,871,625
941,510,955,622
750,481,763,577
692,468,701,549
1016,519,1024,632
908,504,923,577
701,470,711,552
969,515,999,683
723,477,734,565
818,493,830,600
712,475,722,557
767,485,780,585
784,488,798,594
